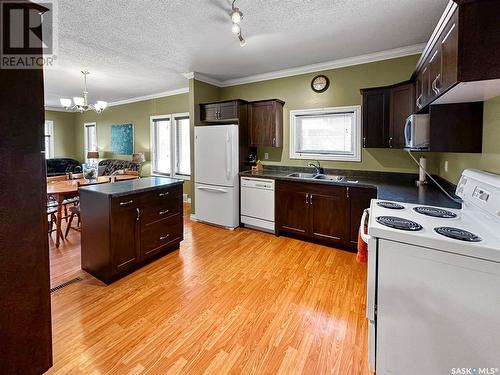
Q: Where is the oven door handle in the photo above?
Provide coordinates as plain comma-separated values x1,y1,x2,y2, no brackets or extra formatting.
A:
360,209,372,242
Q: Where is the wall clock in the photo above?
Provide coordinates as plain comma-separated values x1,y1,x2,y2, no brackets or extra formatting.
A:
311,75,330,93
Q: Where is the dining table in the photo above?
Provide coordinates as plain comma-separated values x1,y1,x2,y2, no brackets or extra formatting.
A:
47,175,139,248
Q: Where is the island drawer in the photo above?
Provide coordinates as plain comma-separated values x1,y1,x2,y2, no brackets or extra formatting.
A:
140,184,182,204
140,200,182,226
110,194,142,211
141,215,183,259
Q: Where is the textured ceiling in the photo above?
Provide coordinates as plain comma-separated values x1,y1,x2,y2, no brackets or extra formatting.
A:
44,0,448,107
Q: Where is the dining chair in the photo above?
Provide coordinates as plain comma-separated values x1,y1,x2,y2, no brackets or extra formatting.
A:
65,180,100,238
47,206,61,240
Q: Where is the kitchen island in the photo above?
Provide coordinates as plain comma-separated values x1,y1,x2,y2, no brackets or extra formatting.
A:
79,177,184,284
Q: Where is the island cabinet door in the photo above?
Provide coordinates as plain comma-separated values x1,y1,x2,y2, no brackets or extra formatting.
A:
309,187,348,245
110,203,140,274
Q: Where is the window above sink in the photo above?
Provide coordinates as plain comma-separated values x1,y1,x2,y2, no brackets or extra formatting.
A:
289,106,361,162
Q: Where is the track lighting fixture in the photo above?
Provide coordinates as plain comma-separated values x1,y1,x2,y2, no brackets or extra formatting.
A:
231,0,246,46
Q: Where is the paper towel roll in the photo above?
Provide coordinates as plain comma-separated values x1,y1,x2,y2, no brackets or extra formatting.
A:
419,156,426,183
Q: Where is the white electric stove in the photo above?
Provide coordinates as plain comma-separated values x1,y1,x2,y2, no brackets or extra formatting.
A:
360,169,500,375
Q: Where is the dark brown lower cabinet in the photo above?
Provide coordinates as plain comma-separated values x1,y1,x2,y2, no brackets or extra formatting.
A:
275,186,309,235
276,181,375,251
80,183,183,283
309,188,348,245
348,187,377,247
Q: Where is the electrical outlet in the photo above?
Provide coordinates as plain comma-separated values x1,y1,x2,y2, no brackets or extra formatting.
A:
444,160,449,173
264,152,269,160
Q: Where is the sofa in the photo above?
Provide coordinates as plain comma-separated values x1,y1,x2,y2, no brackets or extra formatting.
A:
46,158,82,176
97,159,141,176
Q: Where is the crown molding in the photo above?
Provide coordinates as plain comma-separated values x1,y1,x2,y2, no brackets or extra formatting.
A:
183,72,223,87
186,43,425,88
108,87,189,107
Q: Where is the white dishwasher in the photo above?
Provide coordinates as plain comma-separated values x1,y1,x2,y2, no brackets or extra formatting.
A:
240,177,275,233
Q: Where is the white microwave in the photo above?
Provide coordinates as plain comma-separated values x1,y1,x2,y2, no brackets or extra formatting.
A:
404,114,430,150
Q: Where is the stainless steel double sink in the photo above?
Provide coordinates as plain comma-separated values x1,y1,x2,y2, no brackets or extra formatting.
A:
287,172,346,182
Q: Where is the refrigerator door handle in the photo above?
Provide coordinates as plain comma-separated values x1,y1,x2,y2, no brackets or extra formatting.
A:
196,186,228,194
225,130,232,181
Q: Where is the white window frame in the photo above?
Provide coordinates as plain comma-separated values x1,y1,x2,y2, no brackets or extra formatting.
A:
83,122,98,164
44,120,54,159
150,113,191,180
289,105,362,162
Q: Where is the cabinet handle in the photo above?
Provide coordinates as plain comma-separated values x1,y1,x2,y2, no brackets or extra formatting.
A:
136,208,140,221
305,193,309,204
272,137,276,145
389,137,393,148
159,209,170,215
347,187,350,198
119,200,134,206
160,234,170,241
434,73,441,93
159,192,169,197
431,78,437,95
363,137,367,148
416,95,422,109
310,195,313,205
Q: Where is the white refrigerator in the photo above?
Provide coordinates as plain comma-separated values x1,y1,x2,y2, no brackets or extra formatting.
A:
194,125,239,229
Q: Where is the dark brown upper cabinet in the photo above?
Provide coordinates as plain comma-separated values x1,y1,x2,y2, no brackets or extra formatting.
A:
429,102,483,153
248,99,285,147
200,100,248,122
390,83,415,149
361,82,414,149
361,88,390,148
415,1,500,110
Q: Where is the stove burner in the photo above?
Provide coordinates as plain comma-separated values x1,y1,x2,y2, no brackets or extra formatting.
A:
434,227,482,242
377,201,405,210
376,216,423,231
414,206,458,218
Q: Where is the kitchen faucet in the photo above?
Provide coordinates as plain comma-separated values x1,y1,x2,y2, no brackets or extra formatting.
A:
308,161,324,175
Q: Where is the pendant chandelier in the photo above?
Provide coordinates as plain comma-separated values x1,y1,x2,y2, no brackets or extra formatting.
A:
60,71,107,113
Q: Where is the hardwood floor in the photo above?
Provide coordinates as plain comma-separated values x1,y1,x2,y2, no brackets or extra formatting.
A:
47,204,369,374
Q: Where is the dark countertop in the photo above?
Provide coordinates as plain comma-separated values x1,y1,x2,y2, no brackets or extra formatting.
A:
240,167,461,209
79,177,183,197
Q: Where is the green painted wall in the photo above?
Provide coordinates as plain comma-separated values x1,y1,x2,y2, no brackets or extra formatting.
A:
219,54,439,174
44,110,78,160
437,96,500,183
